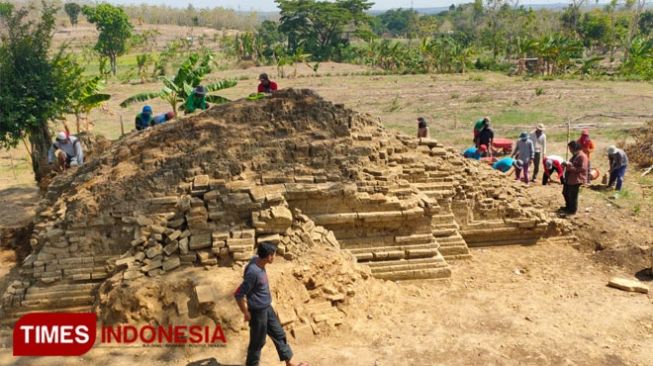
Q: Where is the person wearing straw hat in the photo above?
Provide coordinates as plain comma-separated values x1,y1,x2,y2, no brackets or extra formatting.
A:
606,145,628,191
530,123,547,182
185,85,208,114
511,131,535,184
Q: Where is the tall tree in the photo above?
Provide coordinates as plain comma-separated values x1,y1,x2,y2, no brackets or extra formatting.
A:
276,0,373,60
0,2,80,182
82,3,132,75
64,2,81,26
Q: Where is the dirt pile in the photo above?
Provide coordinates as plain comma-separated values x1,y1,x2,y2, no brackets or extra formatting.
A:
98,215,377,342
622,120,653,168
2,89,554,329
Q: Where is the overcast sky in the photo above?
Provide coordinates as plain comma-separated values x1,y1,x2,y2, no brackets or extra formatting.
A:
110,0,572,12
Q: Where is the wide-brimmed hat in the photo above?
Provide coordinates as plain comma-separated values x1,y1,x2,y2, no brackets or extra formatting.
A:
607,145,617,155
194,85,207,96
519,131,528,140
56,131,67,141
536,123,544,131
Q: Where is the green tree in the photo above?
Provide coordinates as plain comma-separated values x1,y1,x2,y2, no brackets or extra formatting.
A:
82,3,132,75
377,8,419,36
64,3,81,26
68,72,111,133
119,53,237,115
0,2,80,182
276,0,373,60
638,10,653,36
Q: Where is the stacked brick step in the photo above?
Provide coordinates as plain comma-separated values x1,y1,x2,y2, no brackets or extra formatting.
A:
339,233,450,280
1,282,99,327
412,182,457,200
366,254,451,280
462,219,549,247
430,213,471,260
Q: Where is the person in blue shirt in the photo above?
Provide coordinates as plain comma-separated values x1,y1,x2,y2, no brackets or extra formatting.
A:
135,105,153,130
493,156,518,173
152,111,175,125
234,243,307,366
463,144,488,160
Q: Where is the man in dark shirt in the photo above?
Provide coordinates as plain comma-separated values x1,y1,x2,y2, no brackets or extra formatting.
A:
235,243,304,366
476,121,495,156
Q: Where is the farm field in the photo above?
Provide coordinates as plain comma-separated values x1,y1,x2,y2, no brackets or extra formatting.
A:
1,18,653,366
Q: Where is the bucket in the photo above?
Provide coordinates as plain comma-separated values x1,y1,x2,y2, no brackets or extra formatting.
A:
590,168,600,181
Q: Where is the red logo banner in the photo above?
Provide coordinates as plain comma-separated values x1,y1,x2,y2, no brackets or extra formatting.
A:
13,312,97,356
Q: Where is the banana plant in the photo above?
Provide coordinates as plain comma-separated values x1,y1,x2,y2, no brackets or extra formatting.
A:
68,72,111,133
575,56,604,78
135,53,151,83
119,53,237,115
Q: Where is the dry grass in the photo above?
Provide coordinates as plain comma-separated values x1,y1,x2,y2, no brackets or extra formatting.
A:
3,65,653,189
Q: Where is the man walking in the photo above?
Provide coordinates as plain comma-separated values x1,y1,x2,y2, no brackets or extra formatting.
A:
561,141,588,216
530,124,546,181
234,243,306,366
607,145,628,191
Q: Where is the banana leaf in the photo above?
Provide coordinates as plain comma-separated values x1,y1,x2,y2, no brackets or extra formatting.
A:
119,91,161,108
205,80,238,92
205,95,231,104
82,93,110,105
246,93,267,101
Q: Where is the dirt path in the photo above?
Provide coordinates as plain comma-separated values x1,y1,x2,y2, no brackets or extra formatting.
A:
2,240,650,366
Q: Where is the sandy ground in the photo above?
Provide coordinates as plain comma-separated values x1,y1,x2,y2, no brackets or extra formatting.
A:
1,35,652,364
1,240,651,366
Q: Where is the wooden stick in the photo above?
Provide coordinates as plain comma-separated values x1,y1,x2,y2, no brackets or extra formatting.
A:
8,150,17,178
21,137,33,164
641,164,653,177
120,115,125,137
565,118,571,162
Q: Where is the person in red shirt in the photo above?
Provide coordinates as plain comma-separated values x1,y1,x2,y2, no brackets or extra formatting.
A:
257,73,278,93
577,129,595,182
542,155,564,185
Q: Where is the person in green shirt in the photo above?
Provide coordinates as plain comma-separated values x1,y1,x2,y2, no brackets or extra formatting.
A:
473,116,490,145
185,85,208,114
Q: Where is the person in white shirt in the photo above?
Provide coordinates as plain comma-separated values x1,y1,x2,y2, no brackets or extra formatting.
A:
47,132,84,171
530,124,547,182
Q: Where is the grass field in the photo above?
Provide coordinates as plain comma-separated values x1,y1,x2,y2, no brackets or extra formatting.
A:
3,21,653,191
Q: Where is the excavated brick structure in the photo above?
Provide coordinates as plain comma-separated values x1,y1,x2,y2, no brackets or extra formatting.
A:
0,89,550,325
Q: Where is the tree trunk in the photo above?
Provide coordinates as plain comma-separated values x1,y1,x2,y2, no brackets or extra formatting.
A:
28,123,53,183
110,54,117,76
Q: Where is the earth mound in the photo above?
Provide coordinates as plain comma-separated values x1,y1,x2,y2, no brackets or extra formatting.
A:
2,89,554,333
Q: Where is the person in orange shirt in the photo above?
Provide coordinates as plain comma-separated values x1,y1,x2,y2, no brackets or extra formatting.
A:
577,129,595,182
